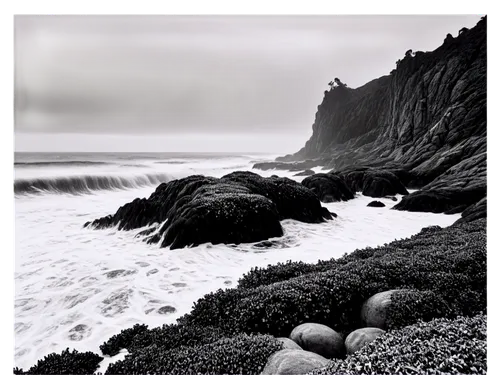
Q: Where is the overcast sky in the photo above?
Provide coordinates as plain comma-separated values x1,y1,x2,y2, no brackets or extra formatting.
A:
14,15,482,152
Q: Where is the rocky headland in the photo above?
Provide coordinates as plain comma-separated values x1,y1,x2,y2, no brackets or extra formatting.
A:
15,17,487,375
260,16,486,219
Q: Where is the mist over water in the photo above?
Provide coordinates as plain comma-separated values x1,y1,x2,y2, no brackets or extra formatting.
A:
14,152,460,370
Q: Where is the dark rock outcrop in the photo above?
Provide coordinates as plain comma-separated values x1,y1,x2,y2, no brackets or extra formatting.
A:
279,17,486,213
85,172,332,249
85,175,217,231
301,173,355,203
393,185,485,214
367,200,385,207
294,169,316,177
338,168,409,198
221,172,332,223
157,188,283,249
394,149,486,214
455,197,486,224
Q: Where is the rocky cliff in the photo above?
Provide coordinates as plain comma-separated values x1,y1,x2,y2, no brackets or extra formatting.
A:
278,17,486,216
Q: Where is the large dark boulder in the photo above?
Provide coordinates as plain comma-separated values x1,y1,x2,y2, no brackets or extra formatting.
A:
158,186,284,249
221,171,332,223
339,169,409,198
393,186,485,214
301,173,355,203
85,172,332,249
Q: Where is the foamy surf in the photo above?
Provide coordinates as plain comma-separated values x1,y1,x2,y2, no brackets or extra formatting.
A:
14,153,460,370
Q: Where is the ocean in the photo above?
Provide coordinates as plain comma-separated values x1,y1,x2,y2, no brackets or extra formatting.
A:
14,152,460,370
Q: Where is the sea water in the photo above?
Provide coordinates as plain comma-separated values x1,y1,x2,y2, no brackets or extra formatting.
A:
14,152,459,370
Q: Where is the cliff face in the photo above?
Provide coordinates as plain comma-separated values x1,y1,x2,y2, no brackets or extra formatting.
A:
285,17,486,193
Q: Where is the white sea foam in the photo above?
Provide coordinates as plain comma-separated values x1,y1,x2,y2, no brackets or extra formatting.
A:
14,155,459,370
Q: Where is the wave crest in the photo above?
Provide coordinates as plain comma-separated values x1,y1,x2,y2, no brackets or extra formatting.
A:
15,161,111,167
14,173,171,196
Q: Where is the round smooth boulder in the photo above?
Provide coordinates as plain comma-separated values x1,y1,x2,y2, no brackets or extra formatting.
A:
261,349,329,375
277,337,303,350
345,327,385,355
367,200,385,207
289,323,345,359
361,290,401,329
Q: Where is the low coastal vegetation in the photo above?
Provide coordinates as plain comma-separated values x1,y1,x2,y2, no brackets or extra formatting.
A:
15,218,486,374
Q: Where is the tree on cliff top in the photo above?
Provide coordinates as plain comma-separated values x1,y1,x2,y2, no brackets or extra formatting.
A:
334,78,347,88
459,27,469,35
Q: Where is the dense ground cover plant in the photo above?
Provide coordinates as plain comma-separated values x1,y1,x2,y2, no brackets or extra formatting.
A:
14,349,103,375
308,314,486,375
105,333,283,375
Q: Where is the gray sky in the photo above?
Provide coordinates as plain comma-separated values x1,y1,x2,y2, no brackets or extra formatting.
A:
14,15,482,152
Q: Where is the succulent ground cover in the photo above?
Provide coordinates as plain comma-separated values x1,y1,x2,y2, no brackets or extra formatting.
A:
307,314,487,375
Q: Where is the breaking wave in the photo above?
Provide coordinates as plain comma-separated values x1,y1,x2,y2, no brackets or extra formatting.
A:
14,173,171,196
14,161,111,167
